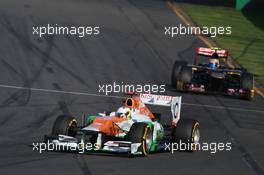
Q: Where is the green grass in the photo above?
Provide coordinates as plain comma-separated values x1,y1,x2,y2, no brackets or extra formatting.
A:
182,3,264,85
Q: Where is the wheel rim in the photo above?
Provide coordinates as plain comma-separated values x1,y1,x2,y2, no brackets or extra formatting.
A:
145,128,153,150
193,127,200,144
177,80,184,91
67,120,77,137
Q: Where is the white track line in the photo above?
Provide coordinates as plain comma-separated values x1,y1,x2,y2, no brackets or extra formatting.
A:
0,84,125,99
182,103,264,114
0,84,263,113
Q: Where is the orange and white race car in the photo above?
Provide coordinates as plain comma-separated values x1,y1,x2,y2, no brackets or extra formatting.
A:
44,93,200,156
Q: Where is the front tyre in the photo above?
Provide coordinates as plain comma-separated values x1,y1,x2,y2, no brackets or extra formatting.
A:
177,66,193,91
52,115,77,137
172,119,200,152
171,61,187,88
127,123,153,156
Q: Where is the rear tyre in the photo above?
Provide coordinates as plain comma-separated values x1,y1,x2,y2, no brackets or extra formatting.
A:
127,123,152,156
171,61,187,87
240,73,254,100
241,73,254,90
52,115,77,137
172,119,200,152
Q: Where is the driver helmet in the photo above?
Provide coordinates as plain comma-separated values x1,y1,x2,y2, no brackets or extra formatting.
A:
209,53,220,70
116,107,131,119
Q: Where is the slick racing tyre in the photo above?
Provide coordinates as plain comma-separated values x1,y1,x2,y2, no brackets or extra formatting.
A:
240,73,254,100
127,123,153,156
171,61,187,87
176,66,192,91
241,73,254,90
52,115,77,137
172,119,200,152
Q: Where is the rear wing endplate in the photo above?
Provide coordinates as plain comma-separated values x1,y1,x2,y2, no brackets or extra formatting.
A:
139,94,182,124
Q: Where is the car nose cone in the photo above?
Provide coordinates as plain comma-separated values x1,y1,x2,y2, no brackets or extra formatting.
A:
211,72,225,79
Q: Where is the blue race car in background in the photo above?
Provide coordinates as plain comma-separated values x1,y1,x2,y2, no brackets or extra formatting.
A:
171,47,254,100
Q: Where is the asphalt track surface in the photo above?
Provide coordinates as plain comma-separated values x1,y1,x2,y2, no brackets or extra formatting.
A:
0,0,263,175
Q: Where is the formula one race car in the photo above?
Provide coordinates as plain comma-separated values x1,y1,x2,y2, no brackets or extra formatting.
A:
171,47,254,100
44,93,200,156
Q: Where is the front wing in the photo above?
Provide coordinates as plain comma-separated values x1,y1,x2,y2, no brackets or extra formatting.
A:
44,134,143,155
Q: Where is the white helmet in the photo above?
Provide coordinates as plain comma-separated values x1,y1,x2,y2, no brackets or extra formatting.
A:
116,107,131,118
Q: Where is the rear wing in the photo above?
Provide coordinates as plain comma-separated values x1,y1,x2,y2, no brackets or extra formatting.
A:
138,94,182,125
196,47,228,58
